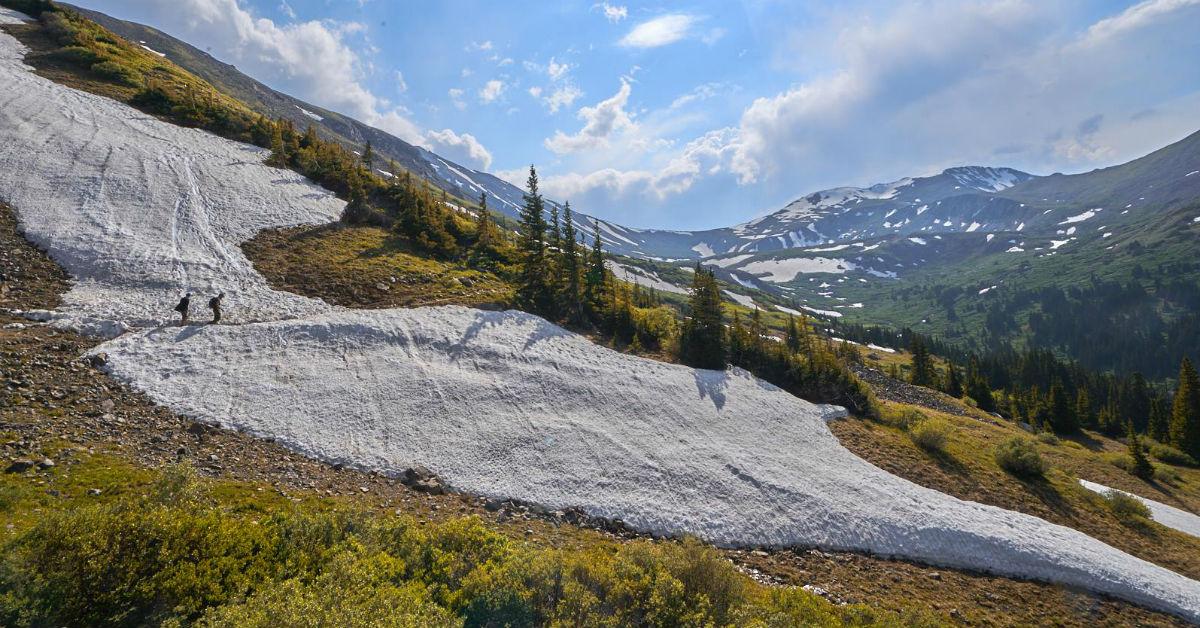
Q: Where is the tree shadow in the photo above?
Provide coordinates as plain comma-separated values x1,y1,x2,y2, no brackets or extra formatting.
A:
1063,431,1106,452
693,369,728,411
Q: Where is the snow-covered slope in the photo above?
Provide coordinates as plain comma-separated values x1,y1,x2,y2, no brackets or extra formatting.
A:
2,12,1200,621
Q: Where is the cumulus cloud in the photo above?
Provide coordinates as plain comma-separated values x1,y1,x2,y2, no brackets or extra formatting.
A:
479,79,506,103
618,14,698,48
425,128,493,170
544,79,634,154
448,88,466,110
725,0,1200,187
543,85,583,114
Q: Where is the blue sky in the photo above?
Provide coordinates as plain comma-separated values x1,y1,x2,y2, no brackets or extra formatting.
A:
77,0,1200,229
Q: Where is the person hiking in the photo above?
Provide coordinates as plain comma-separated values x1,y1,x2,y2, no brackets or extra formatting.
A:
174,292,191,325
208,292,224,324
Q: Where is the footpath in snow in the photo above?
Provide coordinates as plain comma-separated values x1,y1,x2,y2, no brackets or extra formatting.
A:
1,9,1199,622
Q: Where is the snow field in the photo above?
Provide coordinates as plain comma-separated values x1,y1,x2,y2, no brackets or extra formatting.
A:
2,17,1200,621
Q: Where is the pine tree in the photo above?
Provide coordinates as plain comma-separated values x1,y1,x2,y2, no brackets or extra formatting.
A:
785,314,802,353
341,168,370,224
560,202,582,321
1127,422,1154,480
1148,397,1170,443
584,221,606,314
516,166,552,313
548,203,562,253
361,141,374,169
679,264,726,370
475,192,493,249
966,356,995,412
1169,357,1200,459
909,336,935,388
1075,388,1095,429
266,123,287,167
1048,379,1078,434
945,365,963,398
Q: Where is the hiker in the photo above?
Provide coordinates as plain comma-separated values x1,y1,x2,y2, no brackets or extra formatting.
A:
174,292,191,325
208,292,224,324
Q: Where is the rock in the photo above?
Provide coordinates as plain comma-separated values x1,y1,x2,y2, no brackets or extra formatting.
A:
87,488,102,496
100,399,115,413
5,459,34,473
87,352,108,367
927,572,941,580
36,457,55,469
400,465,446,495
374,282,390,292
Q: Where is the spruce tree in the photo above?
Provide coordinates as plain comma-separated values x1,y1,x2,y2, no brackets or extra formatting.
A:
966,356,995,412
679,264,726,369
1148,397,1170,443
1075,388,1095,429
909,336,935,388
361,141,374,169
785,314,802,354
266,123,287,167
475,192,493,249
560,202,582,321
1127,422,1154,480
1048,380,1078,434
1169,357,1200,459
584,221,606,314
516,166,552,313
945,365,963,398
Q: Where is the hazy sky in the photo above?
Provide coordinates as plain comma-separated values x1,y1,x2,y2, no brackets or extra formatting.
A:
76,0,1200,229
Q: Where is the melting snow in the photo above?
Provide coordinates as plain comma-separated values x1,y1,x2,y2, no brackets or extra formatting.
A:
691,242,715,258
295,105,323,121
139,44,166,57
2,20,1199,621
722,290,757,308
739,257,858,283
1060,209,1100,225
908,237,927,245
1079,480,1200,539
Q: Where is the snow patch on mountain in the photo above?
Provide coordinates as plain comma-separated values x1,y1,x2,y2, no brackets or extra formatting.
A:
740,257,858,283
1079,480,1200,539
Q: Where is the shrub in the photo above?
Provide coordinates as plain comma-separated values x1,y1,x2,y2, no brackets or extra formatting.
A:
1036,432,1060,446
90,60,141,86
1154,464,1182,485
39,11,79,45
1150,443,1198,467
909,418,952,453
52,45,102,66
1103,490,1151,524
994,437,1048,479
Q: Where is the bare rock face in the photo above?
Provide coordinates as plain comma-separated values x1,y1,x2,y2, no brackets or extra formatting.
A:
401,465,446,495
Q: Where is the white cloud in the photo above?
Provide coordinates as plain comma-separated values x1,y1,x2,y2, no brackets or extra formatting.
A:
546,57,570,81
479,79,506,103
1082,0,1200,45
425,128,493,170
277,0,295,19
466,40,493,52
619,14,699,48
543,85,583,113
528,86,543,98
544,79,634,154
599,2,628,23
394,70,407,93
448,88,466,110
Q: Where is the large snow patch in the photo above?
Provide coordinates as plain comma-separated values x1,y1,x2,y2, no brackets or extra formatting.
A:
2,20,1200,622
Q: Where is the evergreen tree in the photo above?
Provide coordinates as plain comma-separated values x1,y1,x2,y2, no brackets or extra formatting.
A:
1148,397,1170,443
1127,422,1154,480
516,166,552,313
1169,357,1200,459
966,356,995,412
944,365,963,398
1047,379,1078,434
909,336,936,388
785,315,802,354
361,141,374,169
266,123,287,167
475,192,494,249
584,221,607,314
679,264,726,370
1075,388,1095,429
548,203,562,253
340,168,370,224
560,202,583,321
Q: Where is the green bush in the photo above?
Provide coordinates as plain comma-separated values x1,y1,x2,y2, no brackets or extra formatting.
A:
39,11,79,45
994,437,1048,479
1154,464,1182,485
1036,432,1060,446
908,418,952,453
52,45,103,66
1103,490,1151,523
1150,443,1198,467
90,60,141,86
0,462,929,627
